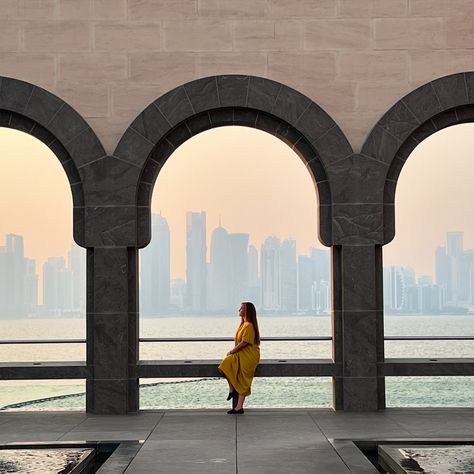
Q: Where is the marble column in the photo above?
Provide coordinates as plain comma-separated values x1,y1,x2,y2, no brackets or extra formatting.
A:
86,247,139,414
332,245,385,410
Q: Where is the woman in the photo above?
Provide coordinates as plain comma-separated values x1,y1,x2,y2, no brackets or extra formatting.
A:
218,302,260,414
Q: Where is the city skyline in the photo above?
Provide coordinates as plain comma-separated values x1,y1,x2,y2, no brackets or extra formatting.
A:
1,125,473,282
3,224,472,318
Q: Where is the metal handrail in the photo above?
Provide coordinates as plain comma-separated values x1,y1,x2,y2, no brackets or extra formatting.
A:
0,336,473,344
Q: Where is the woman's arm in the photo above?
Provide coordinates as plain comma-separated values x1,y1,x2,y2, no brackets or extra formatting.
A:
227,341,249,355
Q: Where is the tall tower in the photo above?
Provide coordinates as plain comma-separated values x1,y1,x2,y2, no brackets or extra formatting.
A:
208,225,231,311
229,233,249,309
297,255,313,312
3,234,26,317
141,213,171,315
280,239,297,312
43,256,73,313
247,245,260,308
186,211,207,312
261,237,280,311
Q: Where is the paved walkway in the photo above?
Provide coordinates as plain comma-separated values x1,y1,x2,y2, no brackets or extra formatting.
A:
0,408,473,473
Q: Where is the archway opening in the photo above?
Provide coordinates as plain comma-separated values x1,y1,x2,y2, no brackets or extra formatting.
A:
0,127,86,411
138,125,332,409
383,123,474,407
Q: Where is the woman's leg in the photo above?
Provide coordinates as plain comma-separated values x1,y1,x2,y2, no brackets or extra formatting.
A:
235,395,246,410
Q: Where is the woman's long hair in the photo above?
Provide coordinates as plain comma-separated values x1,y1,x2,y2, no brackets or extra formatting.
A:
244,302,260,346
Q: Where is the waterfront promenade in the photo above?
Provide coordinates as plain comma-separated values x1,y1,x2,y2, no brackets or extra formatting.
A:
1,408,473,473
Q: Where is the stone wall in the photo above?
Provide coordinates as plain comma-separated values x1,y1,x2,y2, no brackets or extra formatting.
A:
0,0,472,152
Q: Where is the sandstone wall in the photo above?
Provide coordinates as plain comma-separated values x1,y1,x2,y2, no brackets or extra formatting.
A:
0,0,473,152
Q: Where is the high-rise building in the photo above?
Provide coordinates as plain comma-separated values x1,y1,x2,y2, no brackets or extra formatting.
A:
247,245,260,307
141,214,171,315
261,237,280,311
186,211,207,312
24,258,38,315
297,255,313,312
280,240,297,312
383,266,406,313
0,234,26,317
208,225,231,311
170,278,186,310
311,248,330,286
229,233,249,309
43,256,73,313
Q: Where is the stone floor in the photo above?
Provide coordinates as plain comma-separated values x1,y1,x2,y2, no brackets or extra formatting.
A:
0,408,473,473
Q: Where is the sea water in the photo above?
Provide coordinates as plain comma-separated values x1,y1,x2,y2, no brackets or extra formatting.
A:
0,315,473,410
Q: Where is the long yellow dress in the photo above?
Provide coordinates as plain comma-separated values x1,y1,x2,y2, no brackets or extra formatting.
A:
218,322,260,396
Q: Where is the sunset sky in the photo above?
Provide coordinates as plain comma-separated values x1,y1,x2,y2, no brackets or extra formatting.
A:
0,124,473,282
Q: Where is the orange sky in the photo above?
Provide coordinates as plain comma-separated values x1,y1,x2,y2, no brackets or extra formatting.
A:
0,124,473,281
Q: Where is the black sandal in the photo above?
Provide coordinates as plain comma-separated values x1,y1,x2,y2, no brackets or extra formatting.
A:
227,408,244,414
226,390,236,401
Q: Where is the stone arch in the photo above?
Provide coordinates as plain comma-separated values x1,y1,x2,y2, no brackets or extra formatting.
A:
0,76,106,246
361,72,474,244
114,75,354,248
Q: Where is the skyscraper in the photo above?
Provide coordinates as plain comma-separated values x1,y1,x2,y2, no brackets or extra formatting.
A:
208,225,231,311
0,234,26,317
141,213,171,315
229,233,249,309
383,266,406,313
297,255,313,312
68,242,86,316
43,256,73,313
261,237,280,311
247,245,260,307
280,239,297,312
186,211,207,312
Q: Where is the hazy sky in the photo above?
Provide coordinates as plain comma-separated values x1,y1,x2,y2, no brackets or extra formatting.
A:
0,124,473,282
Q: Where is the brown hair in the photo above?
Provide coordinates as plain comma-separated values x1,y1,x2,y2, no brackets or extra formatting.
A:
244,302,260,346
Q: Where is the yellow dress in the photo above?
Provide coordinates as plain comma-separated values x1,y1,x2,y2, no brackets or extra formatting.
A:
218,322,260,396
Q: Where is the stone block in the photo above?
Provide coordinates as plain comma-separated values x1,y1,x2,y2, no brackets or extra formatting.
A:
59,0,92,19
445,17,474,49
0,23,20,52
0,77,33,113
376,99,420,139
80,155,140,206
111,84,163,121
305,19,371,50
128,0,197,19
66,127,106,167
163,20,232,51
95,22,161,52
23,86,63,125
336,112,375,154
268,53,337,86
268,0,336,18
326,153,387,204
19,0,56,19
23,21,91,52
186,111,212,134
342,311,377,377
247,76,281,114
198,0,266,17
183,76,219,113
114,126,155,167
234,20,303,51
401,82,443,125
70,182,85,207
339,51,409,82
196,52,267,76
216,75,249,107
332,204,383,244
129,52,196,86
319,203,333,246
302,81,356,116
89,313,129,379
137,205,151,247
339,0,407,17
59,53,127,83
85,206,137,246
0,53,56,90
409,0,474,16
314,126,354,168
374,18,444,50
341,245,377,310
149,137,175,166
139,157,162,185
342,377,379,411
356,82,410,114
93,0,126,18
47,103,89,146
86,379,129,414
361,124,401,164
432,73,469,109
155,85,194,126
55,84,109,118
0,0,18,18
409,50,474,85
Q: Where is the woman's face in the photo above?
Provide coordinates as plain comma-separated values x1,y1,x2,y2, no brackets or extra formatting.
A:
239,304,246,319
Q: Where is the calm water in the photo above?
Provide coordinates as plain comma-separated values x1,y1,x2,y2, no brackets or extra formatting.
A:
0,315,473,410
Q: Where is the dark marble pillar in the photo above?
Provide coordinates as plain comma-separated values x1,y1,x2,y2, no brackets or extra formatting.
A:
332,245,385,411
86,247,139,414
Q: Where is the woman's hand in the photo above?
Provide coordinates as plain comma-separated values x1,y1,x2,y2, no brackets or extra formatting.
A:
227,350,234,356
